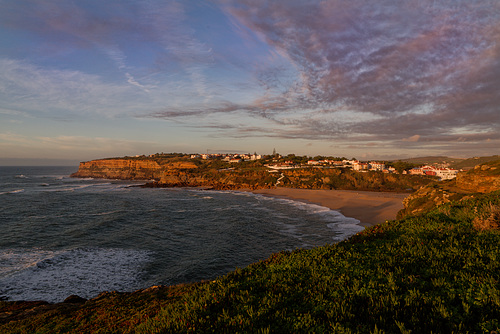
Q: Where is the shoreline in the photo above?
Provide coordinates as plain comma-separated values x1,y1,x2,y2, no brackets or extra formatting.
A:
71,171,409,227
250,188,409,227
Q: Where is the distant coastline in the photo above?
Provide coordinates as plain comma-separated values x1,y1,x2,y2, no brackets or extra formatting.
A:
70,155,422,226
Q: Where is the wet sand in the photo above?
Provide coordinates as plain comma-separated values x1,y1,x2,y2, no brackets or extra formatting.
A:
252,188,409,227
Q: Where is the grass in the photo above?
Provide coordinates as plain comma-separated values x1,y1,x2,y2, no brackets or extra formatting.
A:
2,191,500,333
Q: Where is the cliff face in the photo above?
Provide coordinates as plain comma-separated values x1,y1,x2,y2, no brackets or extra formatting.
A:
72,159,166,180
70,158,271,189
72,159,159,180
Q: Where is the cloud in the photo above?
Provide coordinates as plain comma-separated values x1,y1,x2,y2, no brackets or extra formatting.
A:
200,1,500,149
0,132,165,159
403,135,421,142
0,0,215,93
2,0,498,158
0,58,147,118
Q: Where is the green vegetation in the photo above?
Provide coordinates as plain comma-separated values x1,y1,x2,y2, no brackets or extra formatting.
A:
167,159,434,191
130,156,435,191
385,161,418,174
2,191,500,333
278,168,433,192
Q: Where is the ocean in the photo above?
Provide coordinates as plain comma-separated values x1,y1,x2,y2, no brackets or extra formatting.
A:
0,166,364,303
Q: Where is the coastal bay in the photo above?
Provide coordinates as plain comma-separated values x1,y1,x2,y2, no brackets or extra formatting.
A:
252,188,408,227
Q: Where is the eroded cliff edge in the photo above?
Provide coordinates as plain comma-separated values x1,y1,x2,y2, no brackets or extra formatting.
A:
70,157,277,190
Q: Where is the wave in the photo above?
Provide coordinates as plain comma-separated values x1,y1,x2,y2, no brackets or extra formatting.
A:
36,182,132,193
327,222,365,241
0,249,56,278
37,184,94,192
0,189,25,195
0,248,152,303
218,190,365,243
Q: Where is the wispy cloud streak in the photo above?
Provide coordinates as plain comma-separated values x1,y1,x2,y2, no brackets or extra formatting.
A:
0,0,214,95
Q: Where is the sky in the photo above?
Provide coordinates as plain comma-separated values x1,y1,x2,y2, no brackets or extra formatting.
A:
1,0,499,165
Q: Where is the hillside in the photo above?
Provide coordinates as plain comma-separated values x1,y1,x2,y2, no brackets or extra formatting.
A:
452,155,500,170
397,155,456,165
396,155,500,169
2,190,499,333
398,160,500,218
72,156,435,192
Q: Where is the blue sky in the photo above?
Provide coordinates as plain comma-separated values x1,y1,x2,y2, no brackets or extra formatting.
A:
1,0,499,165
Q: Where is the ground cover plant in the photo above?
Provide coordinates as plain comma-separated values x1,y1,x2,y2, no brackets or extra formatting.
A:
1,191,500,333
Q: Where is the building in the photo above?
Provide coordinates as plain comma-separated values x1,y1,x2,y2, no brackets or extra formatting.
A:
434,168,459,180
352,162,369,171
409,165,458,180
369,162,386,171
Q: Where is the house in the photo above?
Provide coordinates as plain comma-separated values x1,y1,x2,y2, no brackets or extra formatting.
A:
434,168,458,180
352,162,369,171
369,162,386,171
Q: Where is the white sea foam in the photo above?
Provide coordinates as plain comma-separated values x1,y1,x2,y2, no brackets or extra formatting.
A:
0,189,25,195
37,184,93,192
36,182,133,193
0,248,151,302
240,191,364,241
0,249,56,278
327,222,365,242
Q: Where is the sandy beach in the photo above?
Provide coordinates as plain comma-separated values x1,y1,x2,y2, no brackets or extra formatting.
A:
252,188,409,227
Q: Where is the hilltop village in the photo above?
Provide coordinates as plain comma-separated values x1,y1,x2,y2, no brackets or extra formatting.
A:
184,152,460,181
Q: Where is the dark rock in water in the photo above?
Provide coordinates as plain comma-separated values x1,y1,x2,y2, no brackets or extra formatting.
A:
63,295,87,304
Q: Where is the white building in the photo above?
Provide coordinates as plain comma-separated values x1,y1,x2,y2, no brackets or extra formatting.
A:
434,168,459,180
352,162,369,171
369,162,386,171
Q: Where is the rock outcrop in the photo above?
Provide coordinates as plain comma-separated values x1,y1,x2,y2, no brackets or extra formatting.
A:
71,158,199,182
70,157,273,190
71,159,163,180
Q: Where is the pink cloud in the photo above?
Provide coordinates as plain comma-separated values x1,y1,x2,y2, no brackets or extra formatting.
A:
403,135,421,142
212,0,500,143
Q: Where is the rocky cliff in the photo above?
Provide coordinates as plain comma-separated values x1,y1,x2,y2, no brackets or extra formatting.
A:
72,159,165,180
70,157,275,190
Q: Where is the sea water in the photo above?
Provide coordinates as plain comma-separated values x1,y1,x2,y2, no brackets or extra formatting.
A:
0,166,363,302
